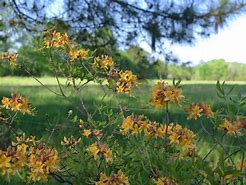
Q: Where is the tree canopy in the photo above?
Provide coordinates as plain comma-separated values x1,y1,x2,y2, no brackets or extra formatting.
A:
6,0,246,53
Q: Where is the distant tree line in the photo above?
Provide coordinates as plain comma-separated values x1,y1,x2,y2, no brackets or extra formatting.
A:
0,40,245,81
193,59,246,81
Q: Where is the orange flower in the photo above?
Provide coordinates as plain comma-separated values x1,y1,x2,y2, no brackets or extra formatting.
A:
116,70,137,94
219,118,242,135
0,52,18,66
1,94,32,114
121,116,134,134
154,177,177,185
87,143,113,162
199,102,214,118
43,30,69,48
151,81,184,108
69,48,89,61
93,55,114,70
186,103,203,120
96,170,129,185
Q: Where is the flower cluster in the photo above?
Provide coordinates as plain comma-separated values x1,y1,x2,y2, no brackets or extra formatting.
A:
186,102,214,120
0,144,27,176
93,55,114,71
61,136,81,148
121,115,165,137
154,177,177,185
151,81,184,108
1,94,32,114
219,117,243,135
87,143,113,162
0,51,18,66
42,31,137,94
93,55,137,93
168,123,196,150
69,48,89,61
28,145,59,182
116,70,137,94
121,115,196,150
0,135,59,182
96,170,129,185
12,133,37,146
43,30,69,48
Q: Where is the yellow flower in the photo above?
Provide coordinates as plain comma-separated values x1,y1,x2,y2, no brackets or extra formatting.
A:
8,54,18,66
43,30,69,48
87,143,99,159
69,48,89,61
17,143,28,154
155,125,166,138
121,116,134,134
0,135,59,182
96,173,110,185
28,161,47,182
45,149,59,172
168,124,196,150
12,133,37,146
169,132,180,144
28,146,59,182
199,102,214,118
173,88,184,104
102,148,113,162
116,81,126,93
151,82,165,107
0,52,18,66
83,129,92,137
186,103,203,120
164,89,175,102
1,97,11,109
93,55,114,70
96,170,129,185
140,120,150,133
87,143,113,162
119,70,137,84
1,94,32,114
115,70,137,94
219,119,242,135
115,82,131,94
115,170,130,185
99,144,113,162
154,177,177,185
151,81,184,108
0,153,11,173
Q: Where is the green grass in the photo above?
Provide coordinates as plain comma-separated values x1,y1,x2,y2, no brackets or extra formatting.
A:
0,77,245,137
0,77,245,184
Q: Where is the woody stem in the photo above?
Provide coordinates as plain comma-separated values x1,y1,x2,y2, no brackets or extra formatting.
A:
164,102,170,153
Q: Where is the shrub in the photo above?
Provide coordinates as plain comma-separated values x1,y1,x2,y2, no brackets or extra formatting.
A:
0,30,245,185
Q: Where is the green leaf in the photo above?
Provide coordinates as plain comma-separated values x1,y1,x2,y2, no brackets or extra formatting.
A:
226,85,235,95
216,81,224,96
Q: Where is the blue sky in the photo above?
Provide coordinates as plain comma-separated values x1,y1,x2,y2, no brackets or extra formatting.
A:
168,15,246,65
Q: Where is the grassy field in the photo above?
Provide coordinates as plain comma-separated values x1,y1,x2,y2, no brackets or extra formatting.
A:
0,76,245,138
0,77,245,184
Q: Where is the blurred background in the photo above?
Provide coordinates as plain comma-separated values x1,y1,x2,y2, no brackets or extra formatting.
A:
1,0,246,80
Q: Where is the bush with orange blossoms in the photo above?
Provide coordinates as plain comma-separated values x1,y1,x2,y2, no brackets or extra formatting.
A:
0,30,245,185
